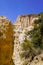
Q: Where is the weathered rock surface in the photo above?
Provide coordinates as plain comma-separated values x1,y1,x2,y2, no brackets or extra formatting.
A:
0,16,14,65
13,14,41,65
28,53,43,65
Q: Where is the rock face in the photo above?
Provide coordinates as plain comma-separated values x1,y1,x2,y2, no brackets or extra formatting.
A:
13,14,38,44
13,14,40,65
0,16,14,65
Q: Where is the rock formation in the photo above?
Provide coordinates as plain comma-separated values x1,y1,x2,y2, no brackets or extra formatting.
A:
0,16,14,65
13,14,40,65
0,14,43,65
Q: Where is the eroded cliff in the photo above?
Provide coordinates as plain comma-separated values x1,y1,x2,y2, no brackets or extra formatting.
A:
13,14,41,65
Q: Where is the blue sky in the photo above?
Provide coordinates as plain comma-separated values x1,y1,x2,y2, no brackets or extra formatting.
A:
0,0,43,23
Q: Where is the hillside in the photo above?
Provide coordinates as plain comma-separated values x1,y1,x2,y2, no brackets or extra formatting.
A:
0,16,14,65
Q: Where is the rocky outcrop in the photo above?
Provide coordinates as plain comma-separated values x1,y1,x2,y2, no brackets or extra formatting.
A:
13,14,40,65
13,14,39,44
0,16,14,65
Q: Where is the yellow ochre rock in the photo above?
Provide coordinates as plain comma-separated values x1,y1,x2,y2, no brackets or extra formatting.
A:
0,16,14,65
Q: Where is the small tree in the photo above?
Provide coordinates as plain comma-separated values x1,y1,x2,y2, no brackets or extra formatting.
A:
29,18,43,49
